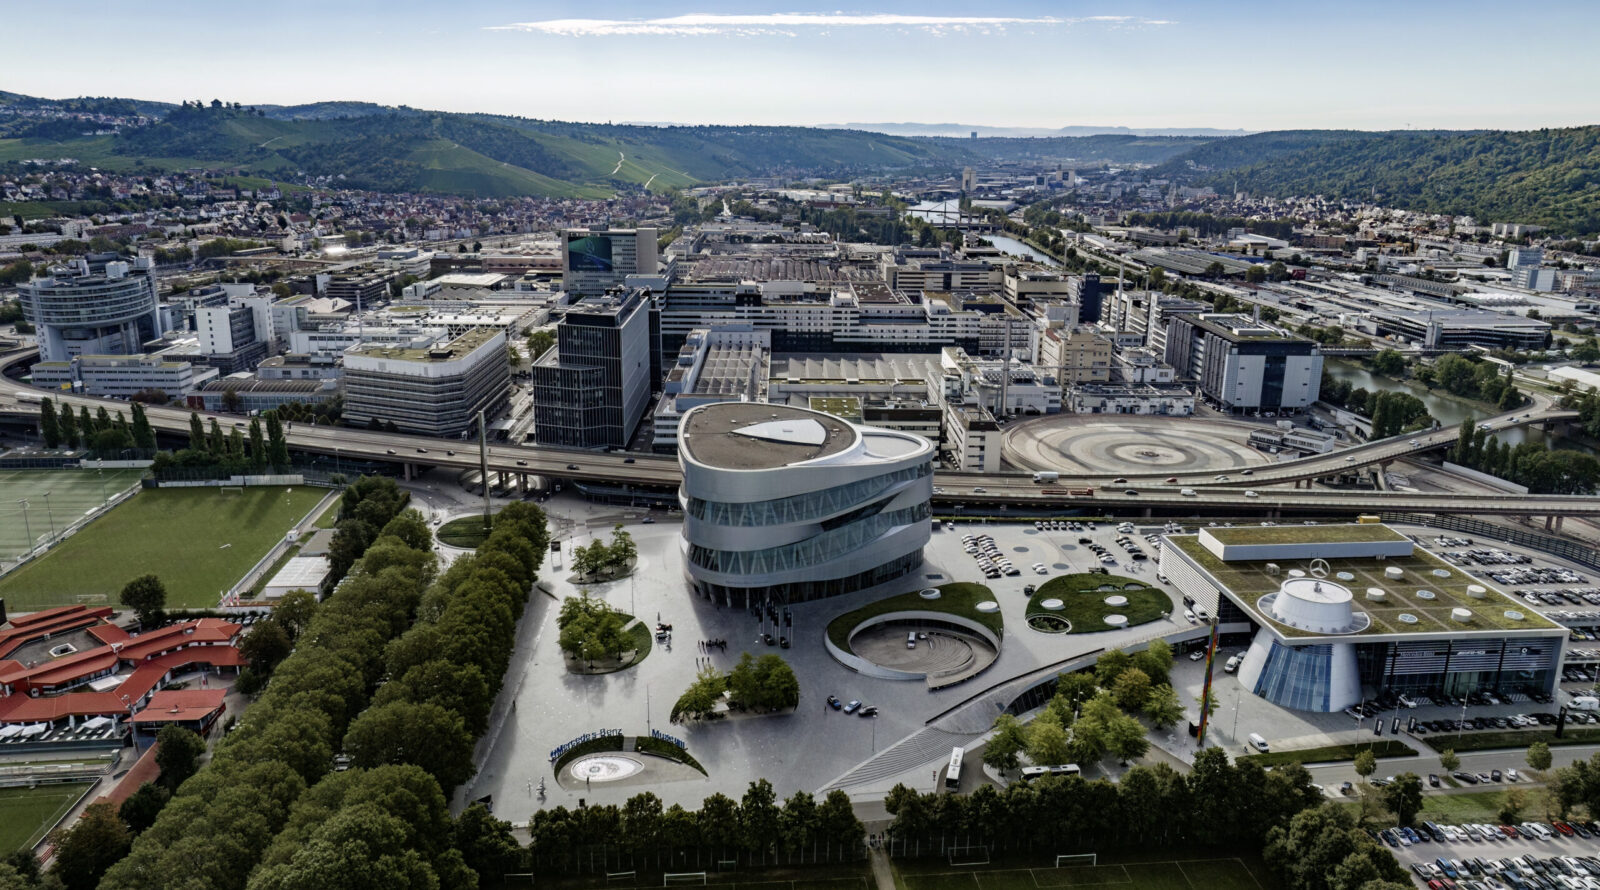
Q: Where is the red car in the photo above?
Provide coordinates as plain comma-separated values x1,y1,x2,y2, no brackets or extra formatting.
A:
1553,820,1576,836
1499,824,1520,838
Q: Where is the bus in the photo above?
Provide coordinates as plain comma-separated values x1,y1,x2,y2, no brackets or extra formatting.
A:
945,746,963,791
1019,764,1081,782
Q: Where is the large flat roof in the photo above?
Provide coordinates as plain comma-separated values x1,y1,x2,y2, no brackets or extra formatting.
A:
680,403,855,470
1168,533,1559,638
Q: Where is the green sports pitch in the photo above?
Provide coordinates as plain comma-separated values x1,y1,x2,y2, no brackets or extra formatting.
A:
0,469,145,561
0,476,327,612
898,860,1264,890
0,783,91,852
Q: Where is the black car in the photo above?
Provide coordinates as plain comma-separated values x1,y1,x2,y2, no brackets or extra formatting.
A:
1452,771,1480,785
826,695,842,710
1428,774,1440,787
567,464,580,470
516,460,527,466
624,457,636,464
416,447,428,454
859,706,879,718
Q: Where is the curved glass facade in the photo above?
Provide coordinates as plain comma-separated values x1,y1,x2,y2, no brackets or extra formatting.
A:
689,503,929,576
1252,642,1333,712
685,462,930,526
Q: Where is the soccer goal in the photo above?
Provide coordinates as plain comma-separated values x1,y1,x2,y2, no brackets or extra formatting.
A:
606,871,637,885
1054,854,1097,868
663,873,707,887
947,845,991,867
219,486,244,496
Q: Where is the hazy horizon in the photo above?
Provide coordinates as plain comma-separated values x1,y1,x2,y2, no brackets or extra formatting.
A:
5,0,1598,132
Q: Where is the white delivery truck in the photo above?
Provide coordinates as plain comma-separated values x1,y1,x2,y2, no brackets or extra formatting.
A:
1032,471,1059,483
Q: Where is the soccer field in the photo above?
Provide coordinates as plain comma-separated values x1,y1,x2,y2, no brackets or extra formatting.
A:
0,469,145,561
898,859,1264,890
0,783,91,853
0,483,327,612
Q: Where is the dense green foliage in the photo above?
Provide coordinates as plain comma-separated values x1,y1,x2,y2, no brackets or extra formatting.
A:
96,482,549,889
1159,127,1600,234
1318,376,1431,437
1452,417,1600,493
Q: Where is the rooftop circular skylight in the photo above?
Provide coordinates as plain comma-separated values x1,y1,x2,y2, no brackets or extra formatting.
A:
1397,613,1419,624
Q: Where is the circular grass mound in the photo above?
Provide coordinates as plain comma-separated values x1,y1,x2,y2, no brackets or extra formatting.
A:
1025,573,1171,634
437,515,494,549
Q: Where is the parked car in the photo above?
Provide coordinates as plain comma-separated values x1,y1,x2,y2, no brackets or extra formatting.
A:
827,695,842,710
842,700,862,714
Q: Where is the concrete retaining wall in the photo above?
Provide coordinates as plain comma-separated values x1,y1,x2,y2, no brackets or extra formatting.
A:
824,610,1002,682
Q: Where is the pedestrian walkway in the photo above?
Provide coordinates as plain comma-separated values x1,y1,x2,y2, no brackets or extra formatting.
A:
868,846,894,890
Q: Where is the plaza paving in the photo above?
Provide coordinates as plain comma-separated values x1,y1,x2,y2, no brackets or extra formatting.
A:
464,503,1197,820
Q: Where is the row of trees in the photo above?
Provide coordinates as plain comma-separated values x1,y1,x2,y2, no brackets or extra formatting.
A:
671,653,801,722
95,479,550,889
571,524,637,578
1452,417,1600,494
324,476,412,589
145,410,292,481
528,781,864,873
38,398,156,455
1316,378,1430,438
1431,355,1525,409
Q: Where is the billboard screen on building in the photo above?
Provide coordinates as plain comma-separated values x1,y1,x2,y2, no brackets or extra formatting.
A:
567,234,614,273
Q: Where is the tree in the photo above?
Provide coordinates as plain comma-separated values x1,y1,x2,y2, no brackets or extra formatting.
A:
727,652,800,712
1135,640,1173,685
455,803,522,884
343,700,476,791
1025,717,1072,766
740,779,781,853
1381,773,1424,826
778,791,819,852
221,387,242,413
117,781,170,836
1498,787,1527,825
239,619,293,675
527,329,556,359
1438,749,1460,773
556,594,630,666
263,411,290,470
119,573,167,627
1353,749,1377,781
1112,667,1152,712
51,802,130,890
1527,740,1553,772
817,789,863,845
130,402,155,450
188,411,206,451
39,398,59,448
983,713,1026,771
1263,804,1407,890
671,665,727,723
58,401,78,449
1144,684,1184,731
1095,649,1133,687
1245,264,1267,283
155,724,206,791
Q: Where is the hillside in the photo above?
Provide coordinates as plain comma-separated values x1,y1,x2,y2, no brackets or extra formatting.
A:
0,93,1212,199
1157,128,1600,234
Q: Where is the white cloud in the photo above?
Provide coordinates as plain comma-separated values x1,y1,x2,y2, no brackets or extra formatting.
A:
488,12,1172,38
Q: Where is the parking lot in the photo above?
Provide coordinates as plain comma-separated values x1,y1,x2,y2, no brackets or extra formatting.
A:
1389,817,1600,888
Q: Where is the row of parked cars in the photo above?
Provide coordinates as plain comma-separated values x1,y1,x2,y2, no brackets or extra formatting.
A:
1441,549,1536,567
961,534,1022,578
1488,568,1590,587
1413,850,1600,890
1520,590,1600,609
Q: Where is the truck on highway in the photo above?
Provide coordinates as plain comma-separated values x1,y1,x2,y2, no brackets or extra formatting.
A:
1032,471,1059,483
13,391,41,404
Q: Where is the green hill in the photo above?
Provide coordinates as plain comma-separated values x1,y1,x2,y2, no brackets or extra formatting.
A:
1157,127,1600,234
0,94,1212,199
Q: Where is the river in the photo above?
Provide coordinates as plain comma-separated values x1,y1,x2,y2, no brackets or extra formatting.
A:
980,234,1057,265
1323,359,1578,451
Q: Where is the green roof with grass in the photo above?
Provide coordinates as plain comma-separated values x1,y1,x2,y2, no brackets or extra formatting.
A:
826,582,999,652
1167,533,1560,638
1204,524,1406,546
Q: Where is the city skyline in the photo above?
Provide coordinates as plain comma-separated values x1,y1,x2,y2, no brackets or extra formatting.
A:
4,0,1598,132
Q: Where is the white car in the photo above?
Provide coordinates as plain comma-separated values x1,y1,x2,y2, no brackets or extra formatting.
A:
1184,609,1197,623
1244,490,1259,498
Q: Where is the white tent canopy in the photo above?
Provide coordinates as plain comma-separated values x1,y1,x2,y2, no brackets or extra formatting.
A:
0,726,21,739
17,724,47,738
81,716,112,730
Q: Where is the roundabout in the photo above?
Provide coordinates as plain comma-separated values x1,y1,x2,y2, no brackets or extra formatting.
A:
1001,414,1278,477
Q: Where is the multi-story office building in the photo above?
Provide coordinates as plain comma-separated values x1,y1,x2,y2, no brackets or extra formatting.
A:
1159,524,1566,712
1038,325,1112,385
342,328,510,436
531,288,653,449
1367,308,1552,351
1163,314,1322,414
31,354,218,401
1068,273,1105,324
679,402,933,605
561,226,659,296
19,256,161,362
195,305,268,374
322,272,392,308
943,404,1001,471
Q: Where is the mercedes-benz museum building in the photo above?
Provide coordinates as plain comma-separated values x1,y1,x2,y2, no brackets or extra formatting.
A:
678,402,934,605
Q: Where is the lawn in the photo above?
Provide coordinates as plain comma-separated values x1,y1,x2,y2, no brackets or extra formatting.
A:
896,859,1263,890
826,582,1000,651
1026,575,1173,635
437,514,496,549
0,783,91,852
0,485,326,611
1420,727,1600,752
1238,739,1416,767
0,469,145,561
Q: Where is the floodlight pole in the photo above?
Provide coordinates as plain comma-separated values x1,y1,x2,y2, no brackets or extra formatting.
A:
40,491,55,541
17,500,32,555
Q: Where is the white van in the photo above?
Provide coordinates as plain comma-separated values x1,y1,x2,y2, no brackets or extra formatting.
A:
1247,733,1270,752
906,632,917,650
1180,488,1197,497
1571,695,1600,711
1224,654,1241,674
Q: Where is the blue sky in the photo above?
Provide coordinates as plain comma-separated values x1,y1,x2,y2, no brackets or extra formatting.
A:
7,0,1597,130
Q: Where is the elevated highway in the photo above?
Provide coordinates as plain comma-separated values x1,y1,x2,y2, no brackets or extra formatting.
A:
1,362,1594,521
